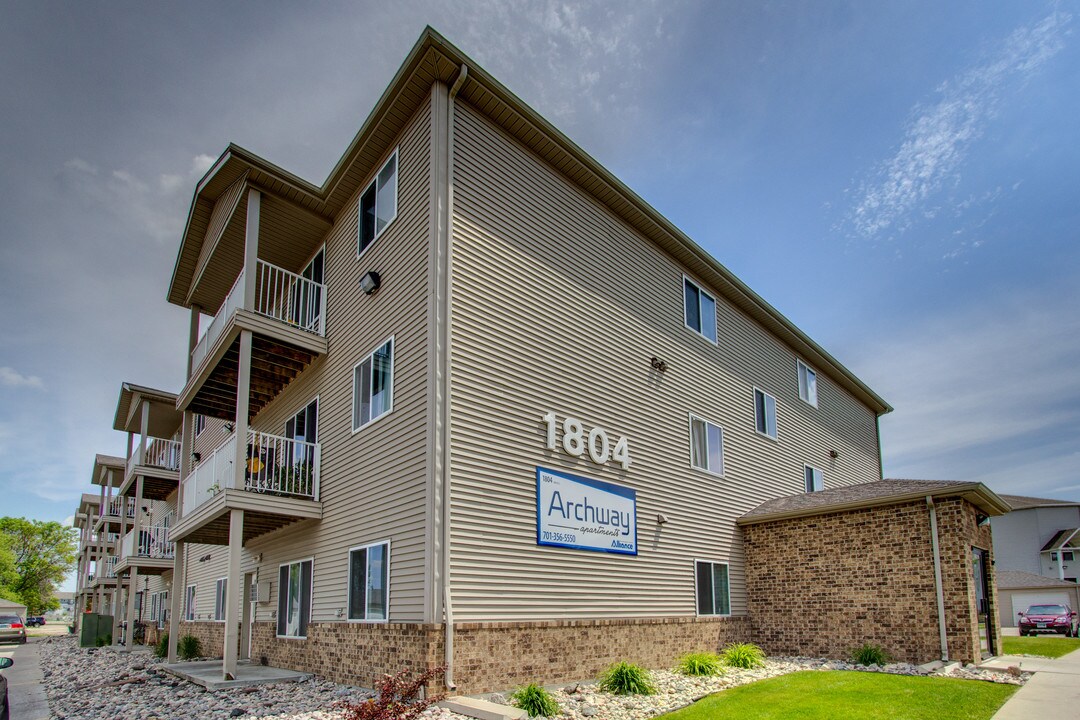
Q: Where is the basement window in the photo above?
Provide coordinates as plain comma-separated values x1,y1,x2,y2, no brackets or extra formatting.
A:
695,560,730,616
358,150,399,257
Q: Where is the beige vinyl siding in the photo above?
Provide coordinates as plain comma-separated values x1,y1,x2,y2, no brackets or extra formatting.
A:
182,542,230,622
240,96,434,625
447,101,881,622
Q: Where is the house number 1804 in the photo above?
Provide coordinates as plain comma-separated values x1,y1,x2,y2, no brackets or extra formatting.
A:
543,412,632,470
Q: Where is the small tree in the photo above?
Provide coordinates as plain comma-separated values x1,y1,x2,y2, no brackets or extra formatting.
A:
0,517,78,614
336,666,446,720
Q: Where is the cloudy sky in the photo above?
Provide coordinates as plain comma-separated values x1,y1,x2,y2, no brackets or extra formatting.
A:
2,0,1078,560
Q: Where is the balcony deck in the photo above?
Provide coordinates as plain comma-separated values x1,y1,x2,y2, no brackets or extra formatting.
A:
119,438,182,500
115,526,175,576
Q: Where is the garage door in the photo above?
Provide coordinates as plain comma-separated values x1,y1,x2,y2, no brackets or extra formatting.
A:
1011,591,1071,623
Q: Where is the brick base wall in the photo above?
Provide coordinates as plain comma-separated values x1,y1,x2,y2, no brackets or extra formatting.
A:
178,621,226,658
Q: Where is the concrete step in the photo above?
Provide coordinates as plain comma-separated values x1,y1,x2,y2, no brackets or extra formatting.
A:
441,696,527,720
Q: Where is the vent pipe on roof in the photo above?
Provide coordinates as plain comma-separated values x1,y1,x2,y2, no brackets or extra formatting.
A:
927,496,949,662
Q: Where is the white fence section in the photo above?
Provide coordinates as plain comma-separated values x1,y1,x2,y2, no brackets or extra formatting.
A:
189,260,325,373
181,430,320,516
128,437,181,475
102,556,118,579
105,496,136,519
120,526,174,560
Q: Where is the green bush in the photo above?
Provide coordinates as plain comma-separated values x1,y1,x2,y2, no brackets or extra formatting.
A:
154,633,169,659
599,661,656,696
178,634,202,660
720,642,765,669
94,635,108,647
509,683,560,717
850,643,891,666
677,651,723,677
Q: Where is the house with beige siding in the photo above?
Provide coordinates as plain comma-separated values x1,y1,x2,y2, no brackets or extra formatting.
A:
128,28,1009,691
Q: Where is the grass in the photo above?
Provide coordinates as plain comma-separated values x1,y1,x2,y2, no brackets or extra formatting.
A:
1002,635,1080,658
655,671,1017,720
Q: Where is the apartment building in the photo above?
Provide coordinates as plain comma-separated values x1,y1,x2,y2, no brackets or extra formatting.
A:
141,28,1005,691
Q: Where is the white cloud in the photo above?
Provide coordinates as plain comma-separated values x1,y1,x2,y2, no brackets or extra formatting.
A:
0,366,44,389
63,515,75,527
847,9,1071,244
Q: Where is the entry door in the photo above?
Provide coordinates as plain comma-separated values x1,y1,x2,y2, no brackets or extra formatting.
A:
972,547,995,657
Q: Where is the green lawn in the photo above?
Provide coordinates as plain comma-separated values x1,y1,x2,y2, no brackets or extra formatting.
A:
1001,635,1080,658
655,671,1016,720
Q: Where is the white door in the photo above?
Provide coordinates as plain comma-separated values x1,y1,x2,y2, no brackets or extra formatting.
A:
1010,591,1071,625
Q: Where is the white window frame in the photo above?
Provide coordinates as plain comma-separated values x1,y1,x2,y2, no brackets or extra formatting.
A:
693,559,731,617
184,584,196,622
157,590,168,630
276,557,314,640
804,464,824,493
753,387,778,440
193,414,206,438
347,540,391,623
797,359,818,407
213,577,227,622
683,275,718,343
357,149,399,259
352,337,395,432
688,413,725,477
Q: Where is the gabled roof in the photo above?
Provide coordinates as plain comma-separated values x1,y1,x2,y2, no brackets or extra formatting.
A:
90,454,125,487
999,494,1080,510
1041,529,1080,552
113,382,181,437
997,570,1079,590
738,479,1011,525
167,27,891,416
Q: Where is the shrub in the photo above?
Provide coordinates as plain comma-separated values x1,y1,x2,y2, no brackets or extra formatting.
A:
851,643,891,666
720,642,765,669
94,635,108,647
337,666,446,720
154,633,169,659
509,683,560,717
178,634,202,661
677,651,723,677
598,661,656,696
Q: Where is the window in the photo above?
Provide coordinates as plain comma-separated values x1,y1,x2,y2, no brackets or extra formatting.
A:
352,338,394,431
214,578,227,622
695,561,730,616
286,397,319,469
277,559,313,638
193,414,206,437
689,414,725,476
1065,551,1075,562
157,591,168,629
754,388,777,439
797,360,818,406
184,585,196,621
348,541,389,621
1051,552,1059,561
683,277,717,342
291,248,324,331
358,150,398,256
805,465,823,493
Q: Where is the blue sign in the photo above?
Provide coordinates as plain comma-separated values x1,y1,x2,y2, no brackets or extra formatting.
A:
536,466,637,555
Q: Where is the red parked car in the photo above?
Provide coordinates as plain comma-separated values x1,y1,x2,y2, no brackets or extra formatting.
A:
1018,604,1079,636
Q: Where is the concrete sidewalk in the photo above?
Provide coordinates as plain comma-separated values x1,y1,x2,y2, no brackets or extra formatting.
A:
981,648,1080,718
0,638,50,719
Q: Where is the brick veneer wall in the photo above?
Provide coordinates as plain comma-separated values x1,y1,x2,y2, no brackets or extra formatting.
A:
177,621,226,658
743,498,998,665
250,615,750,694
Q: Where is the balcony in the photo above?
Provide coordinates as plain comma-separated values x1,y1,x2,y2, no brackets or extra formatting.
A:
115,525,175,576
96,497,135,531
172,430,322,545
180,259,327,421
121,437,182,501
91,555,119,586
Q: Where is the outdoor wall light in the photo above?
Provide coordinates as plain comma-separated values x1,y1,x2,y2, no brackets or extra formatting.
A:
359,270,382,295
191,452,201,463
829,449,840,459
650,356,668,373
224,421,235,432
657,513,669,525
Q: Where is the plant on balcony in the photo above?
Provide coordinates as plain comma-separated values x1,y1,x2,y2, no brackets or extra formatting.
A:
206,484,221,496
271,461,314,495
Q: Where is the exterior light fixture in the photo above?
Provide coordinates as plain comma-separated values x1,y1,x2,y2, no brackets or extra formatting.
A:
191,452,201,464
657,513,669,525
829,449,840,459
224,421,235,432
359,270,382,295
650,356,668,372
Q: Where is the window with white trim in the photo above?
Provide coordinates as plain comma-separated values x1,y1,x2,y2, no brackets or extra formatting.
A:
286,397,319,469
695,560,730,616
754,388,777,439
352,338,394,431
348,541,389,621
277,559,313,638
805,465,823,493
214,578,227,621
683,277,717,342
157,591,168,629
689,414,725,476
797,360,818,406
358,150,398,256
193,414,206,437
184,584,196,621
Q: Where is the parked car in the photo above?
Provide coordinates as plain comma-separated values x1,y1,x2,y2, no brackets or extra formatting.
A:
0,617,26,645
25,616,45,627
0,656,13,720
1018,604,1079,636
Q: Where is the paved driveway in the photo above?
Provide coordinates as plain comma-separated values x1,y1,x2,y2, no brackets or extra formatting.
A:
982,648,1080,718
1,637,50,720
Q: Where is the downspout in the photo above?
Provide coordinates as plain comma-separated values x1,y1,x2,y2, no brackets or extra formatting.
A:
442,63,467,692
927,496,949,662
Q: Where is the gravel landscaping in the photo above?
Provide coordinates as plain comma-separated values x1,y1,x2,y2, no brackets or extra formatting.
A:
37,636,1029,720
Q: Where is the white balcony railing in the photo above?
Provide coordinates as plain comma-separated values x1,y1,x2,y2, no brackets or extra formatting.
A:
104,496,136,519
189,260,326,372
102,556,118,579
120,525,174,560
127,437,182,475
182,430,320,515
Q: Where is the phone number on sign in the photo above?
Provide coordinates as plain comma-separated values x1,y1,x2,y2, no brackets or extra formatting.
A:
541,531,577,543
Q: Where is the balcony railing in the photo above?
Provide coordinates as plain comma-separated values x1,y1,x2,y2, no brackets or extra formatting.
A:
102,556,118,579
104,496,136,519
190,260,326,371
127,437,182,475
182,430,320,515
120,525,174,560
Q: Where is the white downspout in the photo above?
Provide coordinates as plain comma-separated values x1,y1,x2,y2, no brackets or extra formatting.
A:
442,63,467,692
927,496,949,662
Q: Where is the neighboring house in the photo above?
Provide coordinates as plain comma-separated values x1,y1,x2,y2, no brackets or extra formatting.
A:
992,495,1080,581
996,570,1080,629
0,599,26,620
52,27,995,691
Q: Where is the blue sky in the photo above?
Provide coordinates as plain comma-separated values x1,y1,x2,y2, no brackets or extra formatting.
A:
1,2,1078,589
